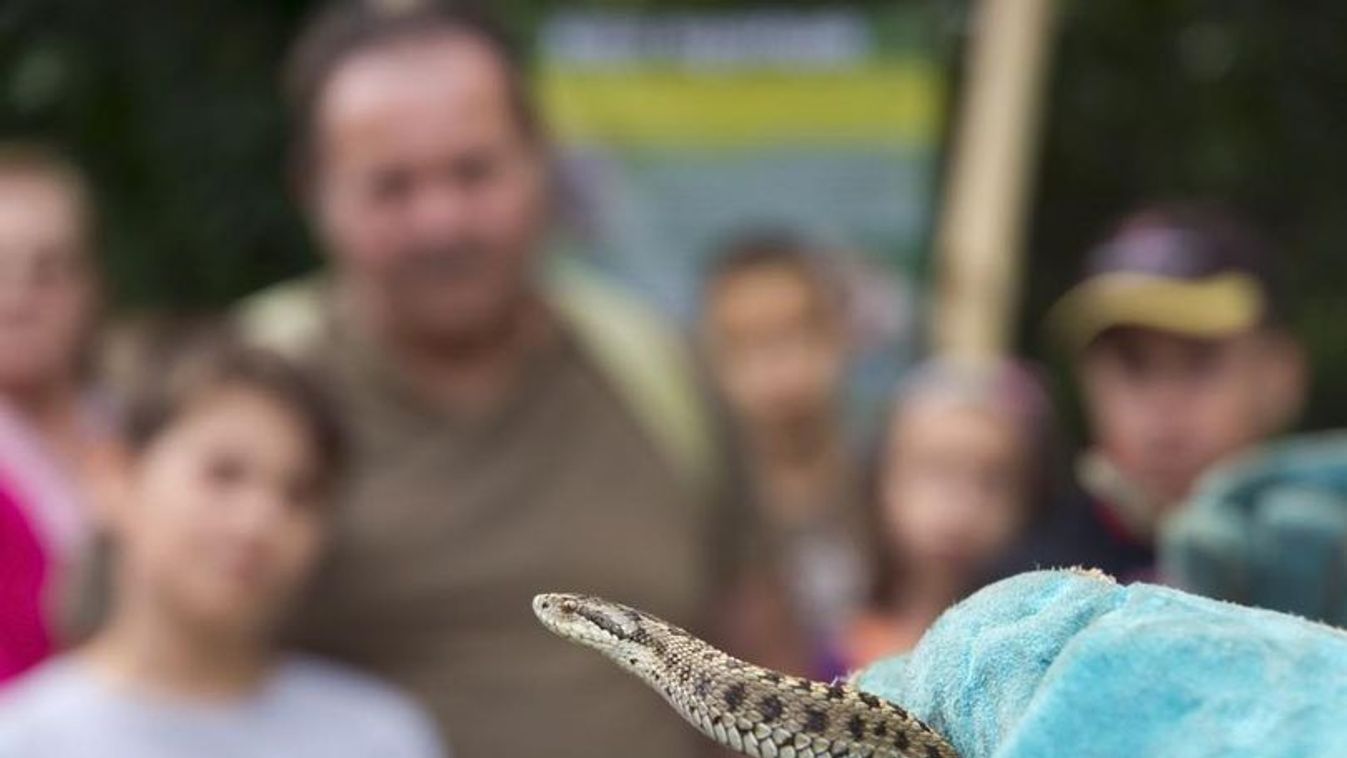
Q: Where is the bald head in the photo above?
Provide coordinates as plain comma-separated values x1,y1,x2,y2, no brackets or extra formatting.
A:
312,31,526,190
285,1,538,188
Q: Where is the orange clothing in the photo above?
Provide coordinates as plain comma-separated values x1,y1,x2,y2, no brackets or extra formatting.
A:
838,611,929,673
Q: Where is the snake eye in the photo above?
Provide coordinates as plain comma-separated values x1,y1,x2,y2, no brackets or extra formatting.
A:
560,599,578,614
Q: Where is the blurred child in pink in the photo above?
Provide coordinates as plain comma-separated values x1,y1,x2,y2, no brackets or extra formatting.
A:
0,144,111,683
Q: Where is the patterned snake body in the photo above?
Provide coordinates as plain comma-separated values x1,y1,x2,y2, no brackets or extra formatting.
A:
533,593,959,758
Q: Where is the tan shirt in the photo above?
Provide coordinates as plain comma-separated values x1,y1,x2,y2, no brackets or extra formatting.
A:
281,304,732,758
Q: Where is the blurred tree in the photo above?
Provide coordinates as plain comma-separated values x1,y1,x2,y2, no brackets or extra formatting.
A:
0,0,1343,429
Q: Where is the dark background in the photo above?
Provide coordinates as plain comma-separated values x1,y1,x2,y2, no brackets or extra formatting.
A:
2,0,1343,431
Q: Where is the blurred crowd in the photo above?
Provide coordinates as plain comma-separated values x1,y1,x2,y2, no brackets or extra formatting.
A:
0,2,1336,758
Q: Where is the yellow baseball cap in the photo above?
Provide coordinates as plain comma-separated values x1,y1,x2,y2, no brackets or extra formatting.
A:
1049,210,1278,351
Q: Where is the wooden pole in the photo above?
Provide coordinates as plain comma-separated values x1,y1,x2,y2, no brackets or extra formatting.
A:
933,0,1057,363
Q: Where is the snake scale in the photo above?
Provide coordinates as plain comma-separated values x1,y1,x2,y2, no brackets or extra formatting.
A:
534,593,959,758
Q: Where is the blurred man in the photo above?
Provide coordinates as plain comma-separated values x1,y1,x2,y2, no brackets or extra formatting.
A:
700,232,868,677
1001,206,1306,582
237,3,745,757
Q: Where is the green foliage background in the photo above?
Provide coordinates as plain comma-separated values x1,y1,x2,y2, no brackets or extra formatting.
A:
1,0,1343,430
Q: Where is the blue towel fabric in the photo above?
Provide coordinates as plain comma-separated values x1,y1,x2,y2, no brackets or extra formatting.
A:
1161,432,1347,624
856,569,1347,757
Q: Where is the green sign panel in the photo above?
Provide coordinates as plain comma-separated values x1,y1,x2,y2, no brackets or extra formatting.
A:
540,7,949,425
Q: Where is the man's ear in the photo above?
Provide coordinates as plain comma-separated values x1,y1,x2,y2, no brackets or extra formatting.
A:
1257,330,1308,433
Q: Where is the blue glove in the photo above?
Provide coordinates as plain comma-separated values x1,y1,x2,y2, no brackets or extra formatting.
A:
855,569,1347,757
1160,432,1347,624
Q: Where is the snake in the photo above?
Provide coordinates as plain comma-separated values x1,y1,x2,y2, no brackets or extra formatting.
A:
533,593,960,758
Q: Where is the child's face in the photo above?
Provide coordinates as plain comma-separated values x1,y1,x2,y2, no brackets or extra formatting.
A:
1079,327,1299,504
113,386,328,637
883,401,1029,574
0,173,95,394
705,265,845,434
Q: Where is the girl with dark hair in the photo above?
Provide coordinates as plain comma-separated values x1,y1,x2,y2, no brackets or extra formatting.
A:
840,359,1054,670
0,341,446,757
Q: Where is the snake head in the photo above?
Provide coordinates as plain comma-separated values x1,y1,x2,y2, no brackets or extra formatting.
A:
533,593,660,675
534,593,642,639
532,593,585,632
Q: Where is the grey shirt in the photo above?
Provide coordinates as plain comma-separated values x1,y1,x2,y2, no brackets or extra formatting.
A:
0,655,446,758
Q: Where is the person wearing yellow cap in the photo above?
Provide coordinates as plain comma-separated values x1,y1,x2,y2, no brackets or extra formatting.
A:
998,204,1306,583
